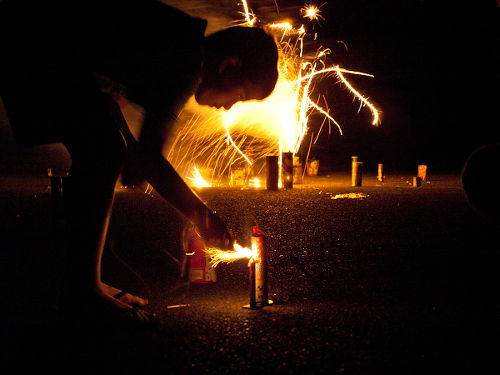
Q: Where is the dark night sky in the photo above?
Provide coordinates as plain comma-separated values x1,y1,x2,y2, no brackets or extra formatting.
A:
1,0,498,174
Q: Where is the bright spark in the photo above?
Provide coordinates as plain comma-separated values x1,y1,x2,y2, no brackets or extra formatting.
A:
204,242,258,268
301,4,325,22
335,67,380,126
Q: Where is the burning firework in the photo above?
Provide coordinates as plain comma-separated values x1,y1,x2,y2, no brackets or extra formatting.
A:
166,1,381,188
204,242,257,268
204,226,273,309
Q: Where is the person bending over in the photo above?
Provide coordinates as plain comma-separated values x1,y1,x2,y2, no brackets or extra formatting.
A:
0,0,278,325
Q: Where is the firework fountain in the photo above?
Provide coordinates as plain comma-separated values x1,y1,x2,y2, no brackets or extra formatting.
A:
179,1,381,288
166,0,380,188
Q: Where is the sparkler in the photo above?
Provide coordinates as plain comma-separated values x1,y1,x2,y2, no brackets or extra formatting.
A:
167,1,381,188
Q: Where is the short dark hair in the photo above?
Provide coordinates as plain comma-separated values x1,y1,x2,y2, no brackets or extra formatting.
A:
205,26,279,99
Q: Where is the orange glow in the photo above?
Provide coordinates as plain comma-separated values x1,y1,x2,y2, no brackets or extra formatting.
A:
335,67,380,126
240,0,256,26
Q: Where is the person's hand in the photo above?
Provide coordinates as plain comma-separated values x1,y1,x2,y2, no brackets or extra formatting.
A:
195,208,234,250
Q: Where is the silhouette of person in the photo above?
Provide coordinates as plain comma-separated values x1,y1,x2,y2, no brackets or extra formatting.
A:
0,0,279,325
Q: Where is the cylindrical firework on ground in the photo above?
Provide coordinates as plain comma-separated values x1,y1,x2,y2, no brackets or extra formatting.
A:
266,155,279,190
413,176,422,187
248,261,256,309
351,157,363,187
377,163,384,182
281,152,293,189
252,226,267,305
243,226,273,309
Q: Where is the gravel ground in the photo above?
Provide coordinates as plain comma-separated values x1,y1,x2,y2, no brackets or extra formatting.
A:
2,173,498,374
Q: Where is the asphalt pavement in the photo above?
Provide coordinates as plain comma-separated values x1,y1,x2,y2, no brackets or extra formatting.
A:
2,172,498,374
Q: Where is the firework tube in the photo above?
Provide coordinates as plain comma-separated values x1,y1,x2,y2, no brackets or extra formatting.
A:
351,156,362,187
243,226,273,309
248,260,256,308
351,156,358,185
253,226,273,307
413,176,422,188
266,155,279,190
281,152,293,189
377,163,384,182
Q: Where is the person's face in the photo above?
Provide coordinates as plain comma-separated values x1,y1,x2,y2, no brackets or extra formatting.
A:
195,79,266,110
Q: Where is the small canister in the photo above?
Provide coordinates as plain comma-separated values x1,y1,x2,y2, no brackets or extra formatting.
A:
281,152,293,189
266,155,279,190
351,156,363,187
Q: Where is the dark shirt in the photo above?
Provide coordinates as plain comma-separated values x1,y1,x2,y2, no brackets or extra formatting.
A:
0,0,207,147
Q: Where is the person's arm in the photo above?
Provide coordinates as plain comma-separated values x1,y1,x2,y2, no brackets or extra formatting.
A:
107,95,233,249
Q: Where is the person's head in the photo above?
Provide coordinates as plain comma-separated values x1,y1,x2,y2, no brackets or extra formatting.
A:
195,26,279,110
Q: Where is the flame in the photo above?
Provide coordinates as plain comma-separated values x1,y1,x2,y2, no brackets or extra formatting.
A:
167,1,381,186
248,177,261,188
204,242,258,268
331,192,369,199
